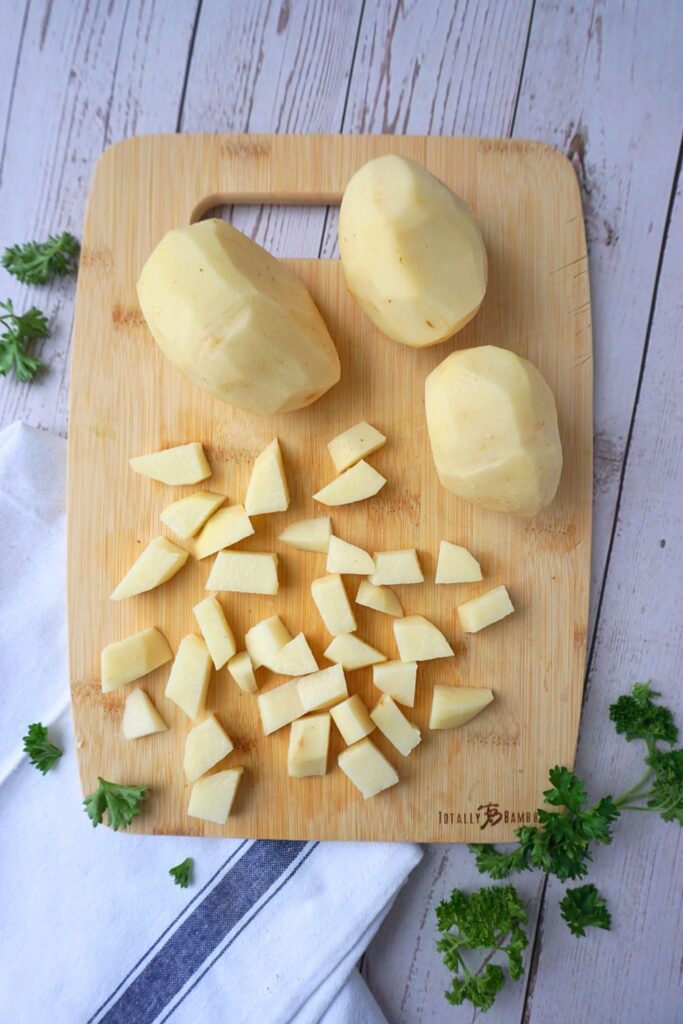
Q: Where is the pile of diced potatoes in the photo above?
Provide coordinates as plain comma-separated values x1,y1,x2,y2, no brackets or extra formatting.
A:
102,422,514,825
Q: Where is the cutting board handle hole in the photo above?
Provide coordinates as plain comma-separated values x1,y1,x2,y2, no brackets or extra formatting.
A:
191,203,341,259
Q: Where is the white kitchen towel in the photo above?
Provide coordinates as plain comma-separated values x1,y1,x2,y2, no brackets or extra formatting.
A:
0,421,422,1024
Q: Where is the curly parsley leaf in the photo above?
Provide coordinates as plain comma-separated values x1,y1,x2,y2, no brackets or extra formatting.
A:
2,231,80,285
560,884,611,937
169,857,193,888
609,682,678,746
436,885,528,1013
645,749,683,825
0,299,49,381
84,777,148,831
22,722,62,775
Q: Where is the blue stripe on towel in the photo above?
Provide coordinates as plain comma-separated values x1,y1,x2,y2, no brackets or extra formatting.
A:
97,840,309,1024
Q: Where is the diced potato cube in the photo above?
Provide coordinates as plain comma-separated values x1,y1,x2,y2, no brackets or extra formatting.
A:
355,580,403,617
193,504,254,560
160,491,225,539
370,549,423,585
372,660,417,707
245,616,292,669
297,664,348,712
457,585,514,633
311,574,356,635
278,516,332,553
313,460,386,506
111,536,188,601
435,541,483,584
327,421,386,473
227,651,258,693
324,634,387,670
370,694,421,756
429,685,494,728
393,615,454,662
121,689,168,739
257,679,305,735
184,713,234,782
266,633,318,676
165,635,212,720
326,535,375,575
187,768,243,824
245,438,290,515
338,738,399,799
101,627,172,692
287,714,331,777
192,595,236,670
206,550,279,595
330,694,374,745
129,442,211,485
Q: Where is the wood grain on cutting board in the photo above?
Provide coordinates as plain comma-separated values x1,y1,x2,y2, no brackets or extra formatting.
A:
67,133,591,842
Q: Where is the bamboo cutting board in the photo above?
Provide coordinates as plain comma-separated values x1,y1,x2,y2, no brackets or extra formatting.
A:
67,134,592,843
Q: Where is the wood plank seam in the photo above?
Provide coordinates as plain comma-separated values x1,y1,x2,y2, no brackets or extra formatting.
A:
0,0,30,189
175,0,204,133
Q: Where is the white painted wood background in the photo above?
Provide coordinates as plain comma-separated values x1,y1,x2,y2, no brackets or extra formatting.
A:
1,1,680,1020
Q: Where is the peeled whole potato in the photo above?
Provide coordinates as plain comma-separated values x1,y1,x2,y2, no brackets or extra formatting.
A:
338,155,487,347
425,345,563,517
137,219,340,415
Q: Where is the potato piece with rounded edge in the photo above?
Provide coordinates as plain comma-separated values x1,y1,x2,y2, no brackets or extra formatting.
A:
192,596,236,670
311,574,356,636
288,714,331,778
458,585,514,633
430,685,494,729
327,421,386,473
324,634,387,671
257,679,304,735
111,537,188,601
266,633,318,676
245,616,292,669
356,580,403,618
296,664,348,713
426,346,562,517
370,549,423,586
206,550,278,595
137,219,340,415
184,714,234,782
227,651,258,693
372,660,417,707
188,768,243,824
101,627,172,693
393,615,454,662
122,689,168,739
129,442,210,485
338,738,399,799
330,695,375,745
313,461,386,506
160,491,225,539
326,536,375,575
245,438,290,516
370,694,421,756
279,516,332,553
193,504,254,560
435,541,483,584
339,155,487,348
165,635,212,721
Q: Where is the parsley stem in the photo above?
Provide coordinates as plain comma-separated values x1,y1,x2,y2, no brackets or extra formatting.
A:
614,767,654,806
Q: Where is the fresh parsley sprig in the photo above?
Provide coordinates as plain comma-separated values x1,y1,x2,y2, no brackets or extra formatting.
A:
0,299,48,381
169,857,193,888
22,722,62,775
559,884,611,937
84,777,148,831
470,683,681,885
2,231,80,285
435,885,528,1013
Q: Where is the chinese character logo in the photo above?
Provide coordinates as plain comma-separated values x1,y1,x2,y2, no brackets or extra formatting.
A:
478,802,503,829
